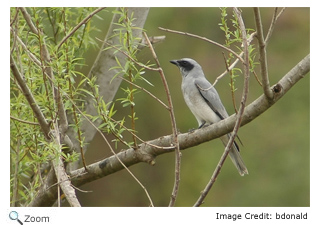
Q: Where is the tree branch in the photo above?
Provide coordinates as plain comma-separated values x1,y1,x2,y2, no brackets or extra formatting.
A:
213,32,256,86
68,54,309,190
28,51,308,206
57,7,106,50
265,7,285,45
253,7,274,100
10,55,51,140
52,154,81,207
19,7,38,34
158,27,245,64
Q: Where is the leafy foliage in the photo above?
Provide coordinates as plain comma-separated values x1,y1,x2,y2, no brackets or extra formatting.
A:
219,7,258,110
10,7,102,206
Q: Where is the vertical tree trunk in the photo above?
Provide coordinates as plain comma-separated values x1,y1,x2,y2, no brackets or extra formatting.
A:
67,7,150,170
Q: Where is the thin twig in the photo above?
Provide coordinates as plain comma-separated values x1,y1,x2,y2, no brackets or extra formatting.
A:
19,8,38,34
10,55,51,140
60,9,88,172
158,27,245,64
57,7,106,50
96,37,161,72
253,7,273,100
190,31,256,95
142,32,182,207
96,37,169,109
73,101,155,206
10,7,20,27
10,115,40,126
10,29,42,66
213,32,256,87
265,7,285,45
194,7,251,206
120,76,169,110
107,114,175,151
197,32,256,93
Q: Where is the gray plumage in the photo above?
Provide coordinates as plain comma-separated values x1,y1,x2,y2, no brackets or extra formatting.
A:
170,58,248,176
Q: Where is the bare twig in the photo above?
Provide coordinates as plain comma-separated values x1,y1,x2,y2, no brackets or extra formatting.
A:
253,7,274,100
142,32,181,207
10,115,40,126
57,7,106,50
108,114,175,151
138,35,166,50
194,8,251,206
120,76,169,110
158,27,244,64
96,37,161,72
265,7,285,45
19,8,38,34
10,7,19,27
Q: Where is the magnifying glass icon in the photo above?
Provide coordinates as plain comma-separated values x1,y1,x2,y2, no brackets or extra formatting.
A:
9,211,23,225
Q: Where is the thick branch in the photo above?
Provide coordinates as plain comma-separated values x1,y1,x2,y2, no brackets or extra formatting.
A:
69,54,309,188
28,53,309,206
52,156,81,207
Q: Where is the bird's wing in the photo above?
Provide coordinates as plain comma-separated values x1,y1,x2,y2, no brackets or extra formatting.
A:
195,78,243,150
194,78,229,120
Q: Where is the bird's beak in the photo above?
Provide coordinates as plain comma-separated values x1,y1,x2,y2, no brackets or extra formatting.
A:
170,60,179,66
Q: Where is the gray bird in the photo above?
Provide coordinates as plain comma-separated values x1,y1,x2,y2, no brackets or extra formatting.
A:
170,58,248,176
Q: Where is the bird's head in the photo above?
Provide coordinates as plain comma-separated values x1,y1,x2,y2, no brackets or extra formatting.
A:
170,58,202,78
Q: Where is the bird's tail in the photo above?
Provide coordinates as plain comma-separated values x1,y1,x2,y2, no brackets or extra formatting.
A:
220,134,249,176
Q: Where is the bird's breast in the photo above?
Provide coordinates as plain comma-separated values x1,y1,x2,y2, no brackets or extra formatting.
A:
182,82,221,124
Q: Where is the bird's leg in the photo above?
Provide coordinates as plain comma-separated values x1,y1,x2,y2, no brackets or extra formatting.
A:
189,122,207,132
188,128,196,132
198,122,207,129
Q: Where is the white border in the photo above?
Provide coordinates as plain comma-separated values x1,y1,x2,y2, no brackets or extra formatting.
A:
4,1,317,228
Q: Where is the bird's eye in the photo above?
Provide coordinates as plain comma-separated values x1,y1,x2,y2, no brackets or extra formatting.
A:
181,61,188,66
178,60,194,71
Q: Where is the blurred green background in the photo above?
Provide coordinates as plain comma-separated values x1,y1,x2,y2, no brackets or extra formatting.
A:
76,7,310,207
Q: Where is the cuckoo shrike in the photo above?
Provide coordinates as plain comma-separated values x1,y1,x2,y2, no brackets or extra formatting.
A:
170,58,248,176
